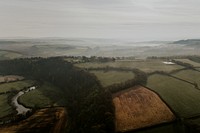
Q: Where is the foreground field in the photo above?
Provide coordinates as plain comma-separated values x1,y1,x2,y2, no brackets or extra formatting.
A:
146,74,200,118
0,95,15,118
0,107,67,133
75,59,183,73
134,123,185,133
185,117,200,132
19,82,66,108
113,86,175,132
90,70,135,87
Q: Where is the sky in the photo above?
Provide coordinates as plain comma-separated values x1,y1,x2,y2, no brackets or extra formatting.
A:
0,0,200,41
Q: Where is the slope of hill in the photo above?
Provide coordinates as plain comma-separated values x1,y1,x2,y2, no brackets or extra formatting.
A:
172,39,200,46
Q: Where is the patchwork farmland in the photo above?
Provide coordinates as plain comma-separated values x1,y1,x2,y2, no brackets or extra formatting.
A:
1,55,200,132
146,74,200,118
174,59,200,67
172,69,200,86
75,59,183,73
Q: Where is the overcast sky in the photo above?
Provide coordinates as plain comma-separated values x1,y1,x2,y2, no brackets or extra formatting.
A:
0,0,200,41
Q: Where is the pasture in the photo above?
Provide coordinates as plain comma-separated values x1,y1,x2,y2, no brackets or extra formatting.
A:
146,74,200,118
172,69,200,85
19,82,66,108
90,70,135,87
174,59,200,67
0,80,35,93
0,50,22,60
135,123,185,133
75,59,183,73
113,86,175,132
0,95,15,118
185,117,200,132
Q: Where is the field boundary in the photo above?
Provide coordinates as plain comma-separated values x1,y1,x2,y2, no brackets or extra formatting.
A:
85,66,140,72
117,121,177,133
148,72,200,91
141,85,179,119
0,49,22,55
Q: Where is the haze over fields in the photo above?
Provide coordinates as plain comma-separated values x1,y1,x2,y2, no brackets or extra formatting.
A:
0,0,200,57
0,38,200,58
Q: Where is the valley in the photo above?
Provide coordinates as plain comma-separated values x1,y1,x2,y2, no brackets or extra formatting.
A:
0,38,200,133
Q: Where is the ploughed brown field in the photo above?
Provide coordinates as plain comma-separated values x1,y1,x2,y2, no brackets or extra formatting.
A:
0,75,24,83
113,86,175,132
0,107,67,133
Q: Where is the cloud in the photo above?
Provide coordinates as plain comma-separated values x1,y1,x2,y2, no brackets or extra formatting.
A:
0,0,199,41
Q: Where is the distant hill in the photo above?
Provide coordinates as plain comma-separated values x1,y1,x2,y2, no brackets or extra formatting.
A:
173,39,200,45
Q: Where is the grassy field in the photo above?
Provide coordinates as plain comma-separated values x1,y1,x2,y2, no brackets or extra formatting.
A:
75,59,183,73
174,59,200,67
0,80,35,118
113,86,175,132
0,107,67,133
19,82,66,108
146,74,200,118
0,50,22,60
0,95,15,118
185,117,200,132
172,69,200,85
135,123,184,133
0,80,35,93
90,70,135,87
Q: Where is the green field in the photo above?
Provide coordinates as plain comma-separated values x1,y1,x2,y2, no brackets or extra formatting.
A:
19,82,66,108
0,80,35,118
195,68,200,71
0,50,22,60
0,95,15,118
76,59,183,73
146,74,200,118
90,70,135,87
135,123,184,133
0,80,35,93
172,69,200,85
174,59,200,67
185,117,200,132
